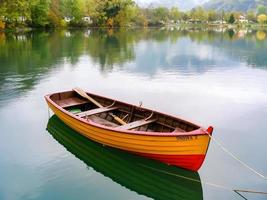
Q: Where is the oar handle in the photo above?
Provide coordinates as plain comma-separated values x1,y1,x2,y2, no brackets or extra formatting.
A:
73,87,103,108
73,87,127,125
111,114,127,125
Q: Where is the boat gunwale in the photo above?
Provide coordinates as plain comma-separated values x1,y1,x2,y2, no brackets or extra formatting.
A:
45,91,211,137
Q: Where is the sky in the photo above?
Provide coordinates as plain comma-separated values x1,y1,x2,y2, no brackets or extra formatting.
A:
134,0,210,10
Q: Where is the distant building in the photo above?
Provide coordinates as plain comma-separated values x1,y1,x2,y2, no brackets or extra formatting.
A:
64,16,73,23
82,16,92,24
18,16,26,22
237,15,248,23
188,19,202,24
211,20,227,24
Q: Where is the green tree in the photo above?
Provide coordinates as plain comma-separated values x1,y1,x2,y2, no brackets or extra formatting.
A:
169,7,181,22
257,5,267,15
0,1,7,28
61,0,85,24
228,13,235,24
2,0,31,27
31,0,51,27
207,10,217,22
181,12,189,21
84,0,97,16
133,11,148,27
247,10,256,22
92,0,137,27
114,4,137,26
152,7,169,24
189,7,207,22
0,1,7,16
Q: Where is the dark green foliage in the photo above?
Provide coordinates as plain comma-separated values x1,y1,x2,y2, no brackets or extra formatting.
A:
228,13,235,24
228,29,234,38
31,0,50,27
257,5,267,15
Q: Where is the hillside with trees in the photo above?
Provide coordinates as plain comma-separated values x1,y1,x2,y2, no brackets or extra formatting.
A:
204,0,267,12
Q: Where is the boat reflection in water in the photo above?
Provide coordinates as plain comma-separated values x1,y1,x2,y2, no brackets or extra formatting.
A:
47,115,203,200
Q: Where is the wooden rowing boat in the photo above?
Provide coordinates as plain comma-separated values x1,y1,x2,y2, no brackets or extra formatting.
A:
45,89,213,171
47,115,203,200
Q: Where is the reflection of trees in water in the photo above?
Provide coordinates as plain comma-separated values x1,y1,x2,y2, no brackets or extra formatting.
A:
203,30,267,69
121,28,267,76
158,28,267,70
228,29,235,39
1,28,267,104
0,30,86,105
85,29,137,71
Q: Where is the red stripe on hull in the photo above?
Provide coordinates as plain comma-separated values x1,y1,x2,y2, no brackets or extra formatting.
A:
136,153,206,171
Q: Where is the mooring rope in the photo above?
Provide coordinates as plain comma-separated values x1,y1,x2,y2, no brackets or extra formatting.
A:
234,190,267,200
207,134,267,180
140,131,267,199
140,164,232,191
140,164,267,200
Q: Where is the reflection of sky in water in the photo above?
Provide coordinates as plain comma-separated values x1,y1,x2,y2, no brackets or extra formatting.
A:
124,37,261,76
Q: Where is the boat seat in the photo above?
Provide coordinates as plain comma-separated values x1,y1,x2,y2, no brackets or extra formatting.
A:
57,97,88,108
117,118,157,130
76,106,119,118
87,115,118,128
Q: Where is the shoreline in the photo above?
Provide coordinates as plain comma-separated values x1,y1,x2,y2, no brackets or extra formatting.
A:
1,23,267,34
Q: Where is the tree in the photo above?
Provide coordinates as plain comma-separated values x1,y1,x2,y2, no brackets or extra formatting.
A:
3,0,31,27
207,10,217,22
247,10,256,22
228,13,235,24
0,1,7,28
189,7,207,22
169,7,181,22
257,14,267,25
48,0,62,27
114,4,138,27
181,12,189,21
84,0,97,16
61,0,85,24
152,7,169,24
92,0,137,27
31,0,51,27
257,5,267,15
0,1,7,17
133,10,148,27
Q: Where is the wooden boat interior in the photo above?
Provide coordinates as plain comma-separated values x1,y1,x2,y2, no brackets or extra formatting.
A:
49,91,200,133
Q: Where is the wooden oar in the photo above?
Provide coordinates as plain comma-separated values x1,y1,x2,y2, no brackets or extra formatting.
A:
73,87,126,125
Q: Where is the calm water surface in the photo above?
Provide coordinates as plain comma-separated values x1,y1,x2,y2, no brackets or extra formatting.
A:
0,28,267,200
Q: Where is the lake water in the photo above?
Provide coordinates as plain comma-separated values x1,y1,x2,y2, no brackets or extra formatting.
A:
0,28,267,200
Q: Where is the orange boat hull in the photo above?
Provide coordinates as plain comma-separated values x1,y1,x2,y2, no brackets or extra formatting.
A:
46,94,213,172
